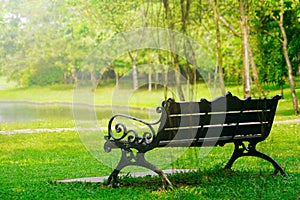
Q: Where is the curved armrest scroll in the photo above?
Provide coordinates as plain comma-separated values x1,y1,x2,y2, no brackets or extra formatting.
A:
105,107,163,148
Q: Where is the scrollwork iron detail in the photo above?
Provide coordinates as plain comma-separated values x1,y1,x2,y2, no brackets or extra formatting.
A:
105,106,164,149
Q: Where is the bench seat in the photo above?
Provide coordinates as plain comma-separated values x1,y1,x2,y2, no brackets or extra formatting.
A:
104,92,286,187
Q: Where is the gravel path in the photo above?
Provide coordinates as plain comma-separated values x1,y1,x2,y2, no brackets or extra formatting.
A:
0,127,105,135
273,119,300,124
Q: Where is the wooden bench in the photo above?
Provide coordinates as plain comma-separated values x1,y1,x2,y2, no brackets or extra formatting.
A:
104,92,286,187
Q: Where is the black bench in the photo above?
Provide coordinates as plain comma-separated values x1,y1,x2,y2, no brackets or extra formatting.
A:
104,92,286,187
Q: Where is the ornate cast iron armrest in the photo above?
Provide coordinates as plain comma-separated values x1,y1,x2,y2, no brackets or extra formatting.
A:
104,107,163,152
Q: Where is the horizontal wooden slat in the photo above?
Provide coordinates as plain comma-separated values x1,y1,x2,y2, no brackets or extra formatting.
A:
157,134,263,147
158,123,268,141
163,111,271,128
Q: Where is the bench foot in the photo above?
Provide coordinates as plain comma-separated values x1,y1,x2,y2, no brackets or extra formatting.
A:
106,149,173,188
225,142,286,176
106,169,120,188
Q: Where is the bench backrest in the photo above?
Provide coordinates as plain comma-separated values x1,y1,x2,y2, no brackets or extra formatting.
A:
157,92,281,147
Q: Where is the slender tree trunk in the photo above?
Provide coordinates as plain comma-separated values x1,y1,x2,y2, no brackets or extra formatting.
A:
181,0,198,101
155,72,158,90
211,0,225,95
219,3,263,98
71,68,77,84
248,45,263,97
63,72,67,84
148,68,152,91
174,55,185,101
193,65,197,100
90,69,97,91
163,0,185,101
239,0,251,98
127,52,139,90
132,63,138,90
164,67,168,100
278,13,299,115
213,59,218,94
280,84,284,99
131,25,147,91
183,38,197,100
115,70,119,88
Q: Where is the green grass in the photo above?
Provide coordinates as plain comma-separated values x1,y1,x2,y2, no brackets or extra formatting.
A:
0,77,299,198
0,119,76,131
0,124,299,199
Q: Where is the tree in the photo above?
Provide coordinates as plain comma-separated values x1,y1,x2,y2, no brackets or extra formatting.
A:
218,0,263,98
257,0,299,115
86,0,144,90
276,0,299,115
162,0,186,101
210,0,225,95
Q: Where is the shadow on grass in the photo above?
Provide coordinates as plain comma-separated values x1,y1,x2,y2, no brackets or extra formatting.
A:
50,168,299,199
53,168,296,189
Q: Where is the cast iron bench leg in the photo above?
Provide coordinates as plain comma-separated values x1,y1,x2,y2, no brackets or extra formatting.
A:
225,142,286,176
107,169,120,188
107,149,173,188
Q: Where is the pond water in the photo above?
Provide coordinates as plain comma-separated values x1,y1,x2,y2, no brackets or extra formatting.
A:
0,101,154,123
0,101,74,122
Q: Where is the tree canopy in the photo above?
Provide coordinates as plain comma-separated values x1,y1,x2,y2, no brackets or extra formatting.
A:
0,0,299,113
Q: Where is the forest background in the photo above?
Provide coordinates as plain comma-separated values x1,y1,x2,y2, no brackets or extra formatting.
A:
0,0,299,114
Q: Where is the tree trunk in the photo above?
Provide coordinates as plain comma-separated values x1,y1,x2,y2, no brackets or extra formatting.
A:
193,65,197,100
183,37,197,101
148,68,152,91
248,45,263,97
219,2,263,98
279,13,299,115
71,68,77,84
163,0,185,101
280,84,284,99
63,72,67,84
164,67,168,100
128,51,139,90
90,69,97,91
115,70,119,88
132,63,138,90
211,0,225,95
239,0,251,98
213,59,218,95
174,55,185,101
155,72,158,90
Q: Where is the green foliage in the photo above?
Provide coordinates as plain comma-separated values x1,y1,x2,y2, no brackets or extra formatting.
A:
28,65,64,86
257,34,287,84
0,0,299,102
253,1,300,86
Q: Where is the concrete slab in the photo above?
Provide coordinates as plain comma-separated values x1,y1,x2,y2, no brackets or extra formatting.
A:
56,169,195,183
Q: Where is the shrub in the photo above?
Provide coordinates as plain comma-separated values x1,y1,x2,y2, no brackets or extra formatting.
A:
29,66,64,86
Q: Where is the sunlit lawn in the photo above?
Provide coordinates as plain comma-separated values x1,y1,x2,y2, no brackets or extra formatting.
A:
0,123,299,199
0,78,299,199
